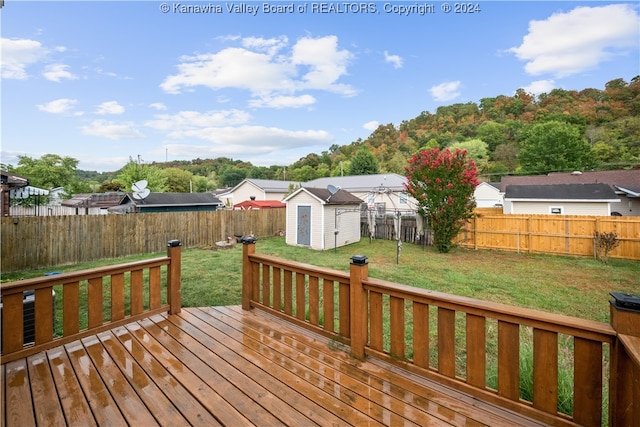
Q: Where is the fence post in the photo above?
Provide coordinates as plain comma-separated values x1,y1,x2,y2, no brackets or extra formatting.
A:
350,254,368,359
609,292,640,426
242,237,257,310
167,240,182,314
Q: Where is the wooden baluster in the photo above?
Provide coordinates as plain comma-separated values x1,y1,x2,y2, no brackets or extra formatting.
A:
438,308,455,377
111,273,125,321
129,271,143,316
322,279,334,333
573,337,602,426
149,267,161,309
466,313,486,387
309,276,319,326
339,281,350,338
88,277,104,328
3,293,24,353
296,273,305,321
413,302,429,369
369,291,383,351
63,281,80,336
390,296,405,360
498,321,520,400
283,270,293,316
262,264,271,307
34,288,54,345
273,268,282,312
532,329,558,414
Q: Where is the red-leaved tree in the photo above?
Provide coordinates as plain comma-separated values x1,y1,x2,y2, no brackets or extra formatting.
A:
405,148,479,253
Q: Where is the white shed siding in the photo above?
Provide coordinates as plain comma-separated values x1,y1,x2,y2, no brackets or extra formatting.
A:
510,201,611,216
324,206,361,251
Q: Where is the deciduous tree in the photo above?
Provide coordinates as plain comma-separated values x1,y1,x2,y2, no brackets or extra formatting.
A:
406,148,478,253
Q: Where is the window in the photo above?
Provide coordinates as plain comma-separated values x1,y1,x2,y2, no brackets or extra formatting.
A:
549,206,564,215
399,192,408,205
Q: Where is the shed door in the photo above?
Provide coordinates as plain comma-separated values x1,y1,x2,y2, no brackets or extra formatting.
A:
297,205,311,246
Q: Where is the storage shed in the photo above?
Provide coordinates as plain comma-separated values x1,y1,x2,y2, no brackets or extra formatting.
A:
283,187,363,250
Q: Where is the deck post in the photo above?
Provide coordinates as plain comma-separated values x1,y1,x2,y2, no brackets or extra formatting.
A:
167,240,182,314
609,292,640,426
242,237,257,310
350,255,368,359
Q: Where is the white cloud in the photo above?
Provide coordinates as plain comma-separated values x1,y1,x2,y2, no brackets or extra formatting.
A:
429,81,462,102
96,101,125,115
149,102,167,111
1,38,49,79
81,120,145,139
162,126,332,156
249,94,316,109
520,80,556,96
37,98,79,114
160,34,355,99
145,109,250,131
43,64,77,82
383,51,403,69
509,4,640,78
363,121,379,131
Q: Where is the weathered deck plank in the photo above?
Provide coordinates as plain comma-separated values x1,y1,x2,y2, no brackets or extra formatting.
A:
3,307,546,426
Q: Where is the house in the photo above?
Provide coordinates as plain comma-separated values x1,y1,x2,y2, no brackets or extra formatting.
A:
500,169,640,216
503,183,620,216
63,192,128,213
109,192,224,213
474,182,503,207
283,187,362,250
0,171,29,216
305,173,416,213
218,179,300,207
233,200,286,210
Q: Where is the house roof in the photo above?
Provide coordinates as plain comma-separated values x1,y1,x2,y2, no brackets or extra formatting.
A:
284,187,363,205
62,192,128,208
500,170,640,194
225,179,299,196
305,173,408,192
504,183,619,201
132,192,223,207
233,200,286,209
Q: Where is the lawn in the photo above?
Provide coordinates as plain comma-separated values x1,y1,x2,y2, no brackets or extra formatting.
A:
4,236,638,323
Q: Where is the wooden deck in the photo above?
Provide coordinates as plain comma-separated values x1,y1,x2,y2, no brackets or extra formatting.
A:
3,306,545,427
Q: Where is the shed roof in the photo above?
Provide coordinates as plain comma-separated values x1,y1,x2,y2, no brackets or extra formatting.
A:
284,187,363,205
504,183,619,201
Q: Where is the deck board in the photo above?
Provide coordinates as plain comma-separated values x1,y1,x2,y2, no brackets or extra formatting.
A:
2,306,547,426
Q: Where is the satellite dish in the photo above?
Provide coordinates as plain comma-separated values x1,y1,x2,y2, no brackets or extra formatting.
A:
132,180,150,200
327,184,339,195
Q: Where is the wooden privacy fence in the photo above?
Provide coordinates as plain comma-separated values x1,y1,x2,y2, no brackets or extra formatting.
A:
457,213,640,260
1,209,285,273
361,211,640,260
241,239,640,426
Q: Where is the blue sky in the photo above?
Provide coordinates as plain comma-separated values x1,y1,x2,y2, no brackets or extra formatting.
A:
2,1,639,173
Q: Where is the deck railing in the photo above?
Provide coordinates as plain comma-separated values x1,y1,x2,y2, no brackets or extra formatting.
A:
242,238,639,427
0,240,182,364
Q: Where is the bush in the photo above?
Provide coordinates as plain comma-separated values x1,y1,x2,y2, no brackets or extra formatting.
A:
594,231,620,264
